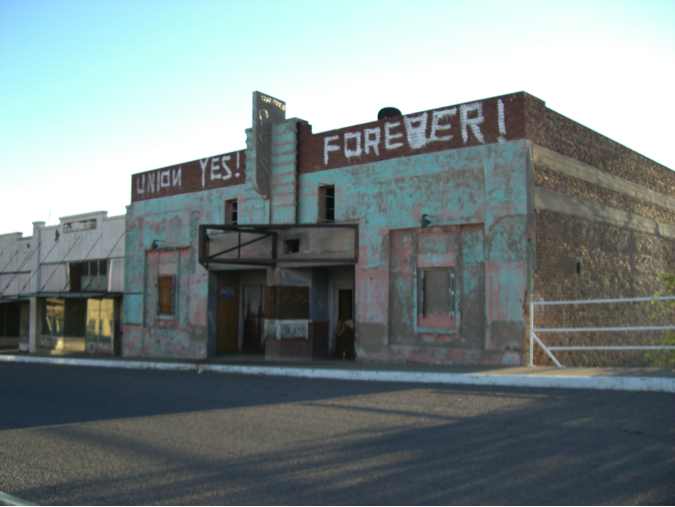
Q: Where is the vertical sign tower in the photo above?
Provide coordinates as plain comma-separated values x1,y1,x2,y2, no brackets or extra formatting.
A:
251,91,286,198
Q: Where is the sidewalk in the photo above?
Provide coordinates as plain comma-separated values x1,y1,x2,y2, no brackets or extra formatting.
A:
1,349,674,393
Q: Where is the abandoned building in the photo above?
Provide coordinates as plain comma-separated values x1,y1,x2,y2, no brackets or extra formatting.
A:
119,91,675,366
0,211,125,354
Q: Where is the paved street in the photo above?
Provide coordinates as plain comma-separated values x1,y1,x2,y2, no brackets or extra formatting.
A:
1,363,674,505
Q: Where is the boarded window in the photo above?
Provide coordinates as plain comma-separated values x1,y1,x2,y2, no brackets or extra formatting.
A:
226,199,238,225
318,185,335,223
158,276,174,315
419,268,455,320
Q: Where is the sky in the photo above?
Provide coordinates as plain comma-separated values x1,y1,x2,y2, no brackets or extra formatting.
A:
1,0,674,237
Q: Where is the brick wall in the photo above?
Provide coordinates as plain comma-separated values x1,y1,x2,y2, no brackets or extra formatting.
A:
131,150,246,203
297,93,526,174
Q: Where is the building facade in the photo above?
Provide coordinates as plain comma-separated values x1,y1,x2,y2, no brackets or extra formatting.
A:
0,211,125,354
119,91,674,365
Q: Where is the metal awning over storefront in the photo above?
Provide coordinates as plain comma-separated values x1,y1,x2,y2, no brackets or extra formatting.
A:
1,292,123,301
0,297,29,304
31,292,124,299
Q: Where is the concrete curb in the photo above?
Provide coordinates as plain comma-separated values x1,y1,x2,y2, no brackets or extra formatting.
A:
0,354,199,371
199,364,675,393
1,354,673,393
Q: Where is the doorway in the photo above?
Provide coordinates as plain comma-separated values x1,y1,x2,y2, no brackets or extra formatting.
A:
216,285,239,354
332,284,355,360
241,284,264,354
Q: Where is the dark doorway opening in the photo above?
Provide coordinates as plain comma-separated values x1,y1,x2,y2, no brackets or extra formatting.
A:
242,285,265,354
335,289,355,360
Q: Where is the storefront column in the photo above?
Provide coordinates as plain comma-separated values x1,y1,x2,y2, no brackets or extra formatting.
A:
28,297,38,353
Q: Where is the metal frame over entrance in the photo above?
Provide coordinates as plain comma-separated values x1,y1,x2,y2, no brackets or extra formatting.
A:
198,223,359,267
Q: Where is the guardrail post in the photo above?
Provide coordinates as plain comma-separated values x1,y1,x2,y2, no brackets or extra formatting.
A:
529,301,534,367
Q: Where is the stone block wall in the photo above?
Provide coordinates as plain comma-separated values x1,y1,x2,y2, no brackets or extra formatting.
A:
524,93,674,198
532,209,675,366
526,95,675,365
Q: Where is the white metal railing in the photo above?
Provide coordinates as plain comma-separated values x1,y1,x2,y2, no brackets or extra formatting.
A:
529,296,675,368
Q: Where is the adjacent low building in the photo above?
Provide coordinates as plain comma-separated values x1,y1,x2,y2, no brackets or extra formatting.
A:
121,91,675,366
0,211,125,354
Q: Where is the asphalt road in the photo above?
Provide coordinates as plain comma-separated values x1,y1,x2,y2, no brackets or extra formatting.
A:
1,363,674,505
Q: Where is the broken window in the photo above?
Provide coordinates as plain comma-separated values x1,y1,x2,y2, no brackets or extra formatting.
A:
62,219,96,233
318,185,335,223
42,298,65,338
284,238,300,254
64,299,86,337
69,262,82,292
158,276,174,315
226,199,238,225
76,260,109,292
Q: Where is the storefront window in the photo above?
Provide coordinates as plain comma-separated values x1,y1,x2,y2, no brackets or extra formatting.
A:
86,299,114,343
42,298,65,338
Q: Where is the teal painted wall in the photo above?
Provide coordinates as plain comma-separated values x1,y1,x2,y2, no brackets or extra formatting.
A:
297,140,529,365
123,185,240,359
123,123,530,364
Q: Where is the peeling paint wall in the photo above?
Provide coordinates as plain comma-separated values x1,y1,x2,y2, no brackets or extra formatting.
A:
297,141,530,365
123,118,304,359
124,93,533,364
123,186,240,359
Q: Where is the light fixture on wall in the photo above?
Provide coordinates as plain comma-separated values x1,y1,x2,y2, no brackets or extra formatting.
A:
151,240,162,250
421,214,434,228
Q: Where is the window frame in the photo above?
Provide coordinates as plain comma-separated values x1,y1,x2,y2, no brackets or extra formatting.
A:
419,268,455,319
318,185,335,223
71,259,109,292
225,199,238,225
415,267,457,333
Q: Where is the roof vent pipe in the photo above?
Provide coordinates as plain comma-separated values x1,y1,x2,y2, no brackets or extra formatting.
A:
377,107,402,120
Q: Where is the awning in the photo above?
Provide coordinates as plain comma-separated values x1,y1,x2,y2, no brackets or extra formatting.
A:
199,223,359,267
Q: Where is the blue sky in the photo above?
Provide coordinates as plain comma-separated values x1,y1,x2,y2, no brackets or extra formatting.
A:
1,0,674,236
